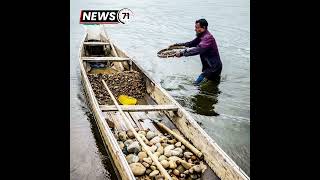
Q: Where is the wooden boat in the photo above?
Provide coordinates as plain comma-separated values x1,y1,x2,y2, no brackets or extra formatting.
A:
78,25,249,180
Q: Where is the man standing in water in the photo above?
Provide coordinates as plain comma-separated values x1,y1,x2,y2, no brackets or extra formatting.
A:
173,19,222,85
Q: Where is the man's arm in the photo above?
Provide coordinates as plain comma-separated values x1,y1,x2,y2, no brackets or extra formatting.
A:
183,37,200,47
178,46,204,57
174,37,200,48
179,35,213,57
176,45,206,57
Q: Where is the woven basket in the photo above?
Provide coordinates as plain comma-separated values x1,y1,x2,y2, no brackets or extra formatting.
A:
157,45,186,58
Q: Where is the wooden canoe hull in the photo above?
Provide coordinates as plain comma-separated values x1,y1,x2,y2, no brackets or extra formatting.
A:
79,28,136,180
78,25,249,180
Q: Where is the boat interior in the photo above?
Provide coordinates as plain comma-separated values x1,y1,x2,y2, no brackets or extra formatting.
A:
79,27,245,180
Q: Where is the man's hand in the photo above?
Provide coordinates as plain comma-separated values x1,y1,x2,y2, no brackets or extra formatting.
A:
175,51,182,58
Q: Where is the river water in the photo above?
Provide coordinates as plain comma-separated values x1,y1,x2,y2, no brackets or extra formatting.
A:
70,0,250,179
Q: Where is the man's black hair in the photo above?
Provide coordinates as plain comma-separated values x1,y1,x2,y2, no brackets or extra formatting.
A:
195,19,208,29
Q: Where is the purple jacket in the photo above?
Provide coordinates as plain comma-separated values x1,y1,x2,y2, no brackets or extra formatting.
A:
179,30,222,79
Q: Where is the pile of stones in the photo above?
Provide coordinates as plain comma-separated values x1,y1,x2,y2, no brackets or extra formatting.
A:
115,129,207,180
87,71,146,105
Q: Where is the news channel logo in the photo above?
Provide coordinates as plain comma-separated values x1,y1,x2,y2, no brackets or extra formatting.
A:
80,8,134,24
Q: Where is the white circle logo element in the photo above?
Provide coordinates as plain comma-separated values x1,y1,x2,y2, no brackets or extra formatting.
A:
117,8,134,24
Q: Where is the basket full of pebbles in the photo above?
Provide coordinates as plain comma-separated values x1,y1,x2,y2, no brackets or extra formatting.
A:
157,45,187,58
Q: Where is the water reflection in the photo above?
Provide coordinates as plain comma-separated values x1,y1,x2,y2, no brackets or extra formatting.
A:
190,78,221,116
78,85,118,180
86,111,118,180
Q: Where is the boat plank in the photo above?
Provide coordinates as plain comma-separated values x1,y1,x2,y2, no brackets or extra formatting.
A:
128,112,160,133
125,112,144,130
109,112,128,131
82,57,131,61
104,112,125,131
105,31,125,71
100,104,178,112
124,112,139,129
83,42,110,45
105,111,141,131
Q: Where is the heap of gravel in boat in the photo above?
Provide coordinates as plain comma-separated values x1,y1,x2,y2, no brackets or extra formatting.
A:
87,71,146,105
